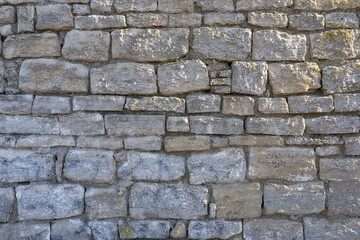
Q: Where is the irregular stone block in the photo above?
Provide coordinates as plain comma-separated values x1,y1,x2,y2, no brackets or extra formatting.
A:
19,59,88,93
232,61,268,96
73,95,125,111
73,4,90,14
286,136,343,146
288,95,334,113
188,148,246,184
170,221,187,238
114,0,157,12
328,181,360,216
59,113,104,135
89,220,118,240
51,219,91,240
62,30,110,62
125,96,185,113
0,115,59,134
323,61,360,94
326,12,359,29
16,135,75,148
85,187,127,219
229,136,284,146
32,96,70,115
127,13,167,27
334,93,360,112
189,220,242,239
49,0,88,2
90,0,113,13
345,137,360,155
246,116,305,136
91,62,157,95
158,0,193,13
316,146,340,157
310,30,356,60
0,6,15,24
77,136,123,150
168,13,202,27
213,183,262,219
264,182,325,215
124,136,162,151
0,222,50,240
165,136,210,152
244,219,303,240
16,184,84,220
204,13,246,25
294,0,360,10
253,30,307,61
236,0,292,10
75,15,126,29
211,137,229,148
187,94,221,113
166,116,190,132
190,116,244,135
0,188,14,222
0,94,32,115
36,4,73,30
269,62,321,95
192,27,251,61
119,220,170,239
129,183,208,219
258,97,289,114
195,0,234,11
289,13,325,30
320,158,360,181
105,114,165,136
64,149,115,184
248,147,316,181
222,96,255,116
112,28,189,61
248,12,288,28
306,116,360,134
3,33,60,59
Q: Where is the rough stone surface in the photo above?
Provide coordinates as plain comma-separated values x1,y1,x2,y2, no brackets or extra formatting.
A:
77,136,123,150
264,182,326,215
246,117,305,136
0,222,50,240
164,136,211,152
187,94,221,113
129,183,208,219
0,6,15,24
0,94,32,115
127,13,167,27
188,148,246,184
60,113,104,135
168,13,202,27
236,0,292,10
326,12,359,29
0,188,14,222
75,15,126,29
294,0,360,11
51,219,91,240
158,0,193,13
345,137,360,155
170,221,187,238
88,220,118,240
288,95,334,113
166,117,190,132
320,158,360,181
36,4,73,30
204,13,245,26
33,96,71,115
306,116,360,134
119,220,170,239
222,96,255,116
91,0,113,13
328,181,360,216
258,98,289,114
248,147,316,181
229,136,284,146
0,115,59,134
286,136,343,146
16,135,75,148
74,95,125,111
334,93,360,112
124,136,162,151
126,96,185,113
16,184,84,220
248,12,288,28
316,146,340,157
189,220,242,239
114,0,157,12
289,13,325,30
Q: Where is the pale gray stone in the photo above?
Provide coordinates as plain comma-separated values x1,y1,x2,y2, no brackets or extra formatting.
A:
232,61,268,96
88,220,118,240
158,0,193,13
64,149,115,184
36,4,73,30
187,94,221,113
168,13,202,27
289,13,325,30
229,136,284,147
212,86,231,94
204,13,246,25
158,60,209,95
244,219,303,240
192,27,252,61
118,152,185,181
125,96,185,113
85,187,127,219
0,136,16,148
33,96,71,115
211,137,229,148
334,93,360,112
190,116,244,135
248,12,288,28
253,30,306,61
73,4,90,15
288,95,334,113
189,220,242,240
77,136,123,150
264,182,325,215
269,62,321,95
323,61,360,94
74,95,125,111
0,188,14,222
306,116,360,134
345,137,360,155
258,98,289,114
60,113,104,135
236,0,292,10
119,220,170,239
16,184,84,220
294,0,360,10
326,12,359,28
49,0,88,3
91,63,157,95
209,203,216,218
286,136,343,146
124,136,162,151
127,13,168,27
112,28,189,61
105,115,165,136
62,30,110,62
164,136,211,152
310,30,356,60
91,0,113,13
188,148,246,184
0,222,50,240
246,117,305,136
0,24,12,37
166,116,190,132
222,96,255,116
0,6,15,24
52,219,91,240
19,59,88,93
211,77,231,86
16,135,75,148
328,181,360,216
75,15,126,30
170,221,187,238
304,217,360,240
213,183,262,219
0,94,32,115
320,158,360,181
3,33,60,59
0,61,3,93
114,0,157,12
0,115,59,134
316,146,340,157
248,147,316,181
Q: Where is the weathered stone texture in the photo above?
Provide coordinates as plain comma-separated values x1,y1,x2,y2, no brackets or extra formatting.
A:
0,222,50,240
345,137,360,155
59,113,105,135
75,15,126,29
90,0,113,13
294,0,360,10
326,12,359,29
168,13,202,27
316,146,340,157
119,220,170,239
124,136,162,151
0,6,15,24
36,4,73,30
334,93,360,112
190,116,244,135
258,98,289,114
33,96,71,115
229,136,284,147
306,116,360,134
289,13,325,30
0,94,32,115
16,135,75,148
89,220,118,240
129,183,208,219
126,96,185,113
158,0,193,13
320,158,360,181
164,136,210,152
189,220,242,239
0,115,59,134
248,12,288,28
51,219,91,240
222,96,255,116
236,0,292,10
166,117,190,132
114,0,157,12
246,117,305,136
328,181,360,216
187,94,221,113
127,13,167,27
77,136,123,150
0,188,14,222
74,95,125,111
288,95,334,113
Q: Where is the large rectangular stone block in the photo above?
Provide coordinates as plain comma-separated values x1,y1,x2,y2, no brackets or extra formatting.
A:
125,96,185,113
306,116,360,134
0,115,59,134
246,117,305,135
36,4,73,30
75,15,126,30
73,95,125,111
119,220,170,239
0,222,50,240
328,181,360,216
59,113,105,135
320,158,360,181
188,220,242,240
164,136,211,152
190,116,244,135
0,94,32,115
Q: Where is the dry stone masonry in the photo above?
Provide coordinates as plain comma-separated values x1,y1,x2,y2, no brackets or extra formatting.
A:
0,0,360,239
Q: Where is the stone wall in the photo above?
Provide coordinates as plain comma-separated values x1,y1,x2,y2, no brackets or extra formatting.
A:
0,0,360,239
